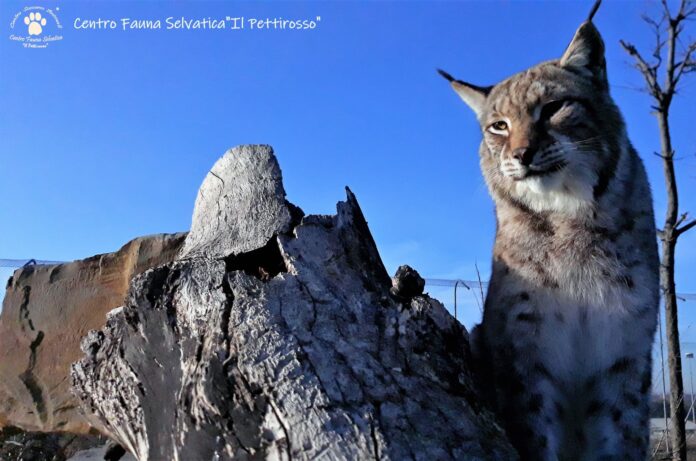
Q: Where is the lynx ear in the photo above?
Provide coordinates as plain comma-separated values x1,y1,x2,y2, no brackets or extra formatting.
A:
437,69,490,117
560,22,607,84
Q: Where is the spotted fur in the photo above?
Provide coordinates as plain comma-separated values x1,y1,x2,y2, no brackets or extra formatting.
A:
441,21,659,461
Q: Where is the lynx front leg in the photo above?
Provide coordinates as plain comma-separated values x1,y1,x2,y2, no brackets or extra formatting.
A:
493,347,564,461
577,355,652,460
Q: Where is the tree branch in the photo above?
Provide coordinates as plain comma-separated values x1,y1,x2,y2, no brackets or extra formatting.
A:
661,0,673,18
620,40,663,99
664,0,696,93
642,13,666,67
676,219,696,236
675,212,689,228
674,42,696,86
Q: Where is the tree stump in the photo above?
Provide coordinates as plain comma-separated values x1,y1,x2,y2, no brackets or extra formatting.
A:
71,145,515,460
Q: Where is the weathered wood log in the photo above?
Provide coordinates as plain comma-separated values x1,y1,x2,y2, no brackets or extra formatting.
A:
70,145,516,460
0,233,186,434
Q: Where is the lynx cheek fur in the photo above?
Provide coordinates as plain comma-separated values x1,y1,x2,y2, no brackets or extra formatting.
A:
441,21,659,461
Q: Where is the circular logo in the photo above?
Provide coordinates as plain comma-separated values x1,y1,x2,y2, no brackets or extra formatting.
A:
9,6,64,48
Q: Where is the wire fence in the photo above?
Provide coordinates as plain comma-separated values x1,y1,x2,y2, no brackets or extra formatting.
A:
0,258,64,267
2,258,696,394
1,257,696,456
3,256,696,314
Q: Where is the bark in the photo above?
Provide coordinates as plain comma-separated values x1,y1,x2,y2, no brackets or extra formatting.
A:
659,107,687,460
662,236,686,459
70,145,516,461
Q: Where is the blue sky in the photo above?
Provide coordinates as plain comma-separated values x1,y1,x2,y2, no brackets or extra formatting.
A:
1,1,695,390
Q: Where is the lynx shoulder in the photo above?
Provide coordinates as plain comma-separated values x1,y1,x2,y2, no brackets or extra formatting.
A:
441,20,659,461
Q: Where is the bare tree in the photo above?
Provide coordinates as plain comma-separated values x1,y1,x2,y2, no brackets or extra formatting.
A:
620,1,696,459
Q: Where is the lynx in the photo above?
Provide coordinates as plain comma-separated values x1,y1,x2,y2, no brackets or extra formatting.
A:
440,20,659,460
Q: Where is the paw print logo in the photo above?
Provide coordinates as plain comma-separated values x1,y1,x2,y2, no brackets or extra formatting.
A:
24,12,47,36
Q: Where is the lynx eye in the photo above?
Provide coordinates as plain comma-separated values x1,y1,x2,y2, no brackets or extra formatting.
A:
488,121,509,134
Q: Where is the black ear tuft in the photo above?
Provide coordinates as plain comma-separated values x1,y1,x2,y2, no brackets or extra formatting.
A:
437,68,491,117
437,68,455,82
587,0,602,22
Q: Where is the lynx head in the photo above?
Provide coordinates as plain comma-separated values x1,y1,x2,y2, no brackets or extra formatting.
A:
441,22,626,215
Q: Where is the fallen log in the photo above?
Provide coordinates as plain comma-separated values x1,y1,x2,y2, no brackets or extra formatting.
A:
0,233,186,434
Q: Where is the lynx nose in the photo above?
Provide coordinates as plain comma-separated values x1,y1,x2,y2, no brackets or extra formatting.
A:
512,147,535,166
